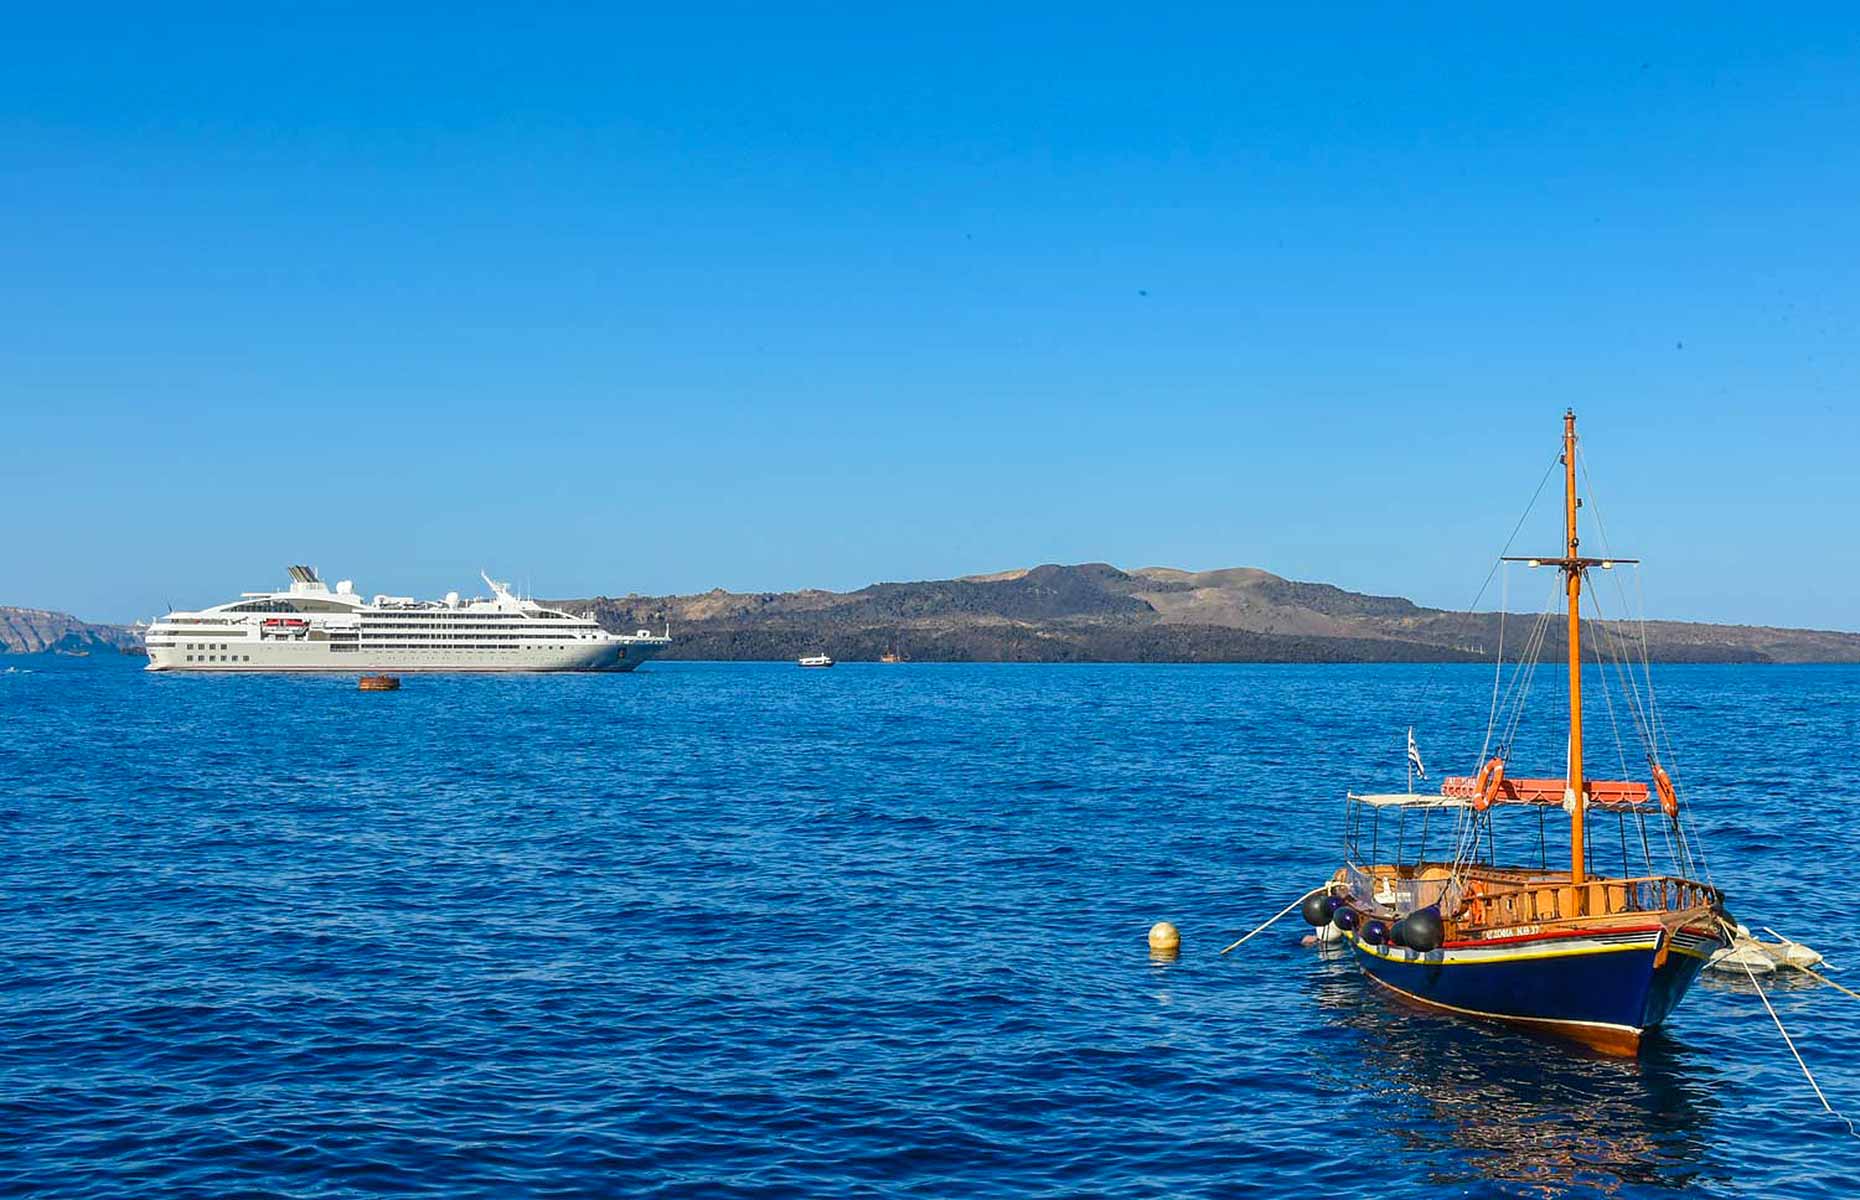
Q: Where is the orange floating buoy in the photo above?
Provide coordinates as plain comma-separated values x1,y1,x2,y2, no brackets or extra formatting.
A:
358,674,401,691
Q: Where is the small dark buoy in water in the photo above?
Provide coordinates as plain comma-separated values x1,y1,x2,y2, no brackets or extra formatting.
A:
1148,921,1181,954
358,674,401,691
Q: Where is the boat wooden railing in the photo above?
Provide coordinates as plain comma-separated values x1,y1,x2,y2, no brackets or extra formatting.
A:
1456,873,1719,927
1342,862,1720,927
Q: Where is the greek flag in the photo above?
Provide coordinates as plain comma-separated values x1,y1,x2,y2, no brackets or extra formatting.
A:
1407,727,1427,780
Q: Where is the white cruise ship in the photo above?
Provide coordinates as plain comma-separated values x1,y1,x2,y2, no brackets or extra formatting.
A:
144,566,671,673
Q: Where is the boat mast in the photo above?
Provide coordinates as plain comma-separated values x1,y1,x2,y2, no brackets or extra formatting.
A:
1563,410,1586,894
1502,413,1633,895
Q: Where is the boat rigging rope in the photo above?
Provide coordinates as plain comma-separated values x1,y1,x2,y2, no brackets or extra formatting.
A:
1492,581,1561,760
1583,587,1685,876
1578,586,1683,877
1461,448,1562,837
1480,564,1509,767
1582,587,1634,782
1718,918,1860,1138
1657,686,1716,888
1578,450,1661,747
1220,887,1327,956
1577,450,1703,889
1482,579,1554,770
1463,450,1564,616
1452,578,1556,882
1577,450,1713,886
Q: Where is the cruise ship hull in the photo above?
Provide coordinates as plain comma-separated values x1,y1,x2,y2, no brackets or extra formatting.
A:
144,567,670,675
146,638,667,673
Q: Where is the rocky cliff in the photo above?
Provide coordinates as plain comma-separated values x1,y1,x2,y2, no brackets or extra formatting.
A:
0,607,144,655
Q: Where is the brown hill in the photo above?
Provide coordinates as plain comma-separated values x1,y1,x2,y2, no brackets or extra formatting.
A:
564,564,1860,664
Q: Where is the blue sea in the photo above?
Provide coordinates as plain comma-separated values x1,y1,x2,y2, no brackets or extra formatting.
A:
5,656,1859,1198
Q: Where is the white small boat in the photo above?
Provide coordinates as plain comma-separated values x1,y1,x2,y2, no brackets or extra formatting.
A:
798,654,834,668
1703,925,1829,976
1707,940,1778,976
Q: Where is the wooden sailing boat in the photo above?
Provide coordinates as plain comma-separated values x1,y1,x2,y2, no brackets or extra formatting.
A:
1306,411,1727,1054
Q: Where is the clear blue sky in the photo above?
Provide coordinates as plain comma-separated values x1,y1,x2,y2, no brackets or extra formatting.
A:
5,5,1857,628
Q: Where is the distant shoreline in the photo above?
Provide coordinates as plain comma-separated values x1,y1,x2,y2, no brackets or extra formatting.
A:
11,560,1860,664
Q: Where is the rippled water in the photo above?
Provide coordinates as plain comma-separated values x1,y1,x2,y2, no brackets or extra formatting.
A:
5,656,1859,1197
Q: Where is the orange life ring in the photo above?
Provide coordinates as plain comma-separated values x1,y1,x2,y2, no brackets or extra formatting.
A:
1472,757,1506,811
1652,764,1678,818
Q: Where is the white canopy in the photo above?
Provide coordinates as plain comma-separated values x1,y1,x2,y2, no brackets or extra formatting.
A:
1347,792,1469,809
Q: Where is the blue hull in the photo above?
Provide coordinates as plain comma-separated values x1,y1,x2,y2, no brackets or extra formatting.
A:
1349,927,1716,1053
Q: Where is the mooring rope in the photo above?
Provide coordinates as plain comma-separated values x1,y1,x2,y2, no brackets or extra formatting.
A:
1717,919,1860,1137
1758,930,1860,1005
1220,887,1326,956
1763,926,1840,972
1787,963,1860,1006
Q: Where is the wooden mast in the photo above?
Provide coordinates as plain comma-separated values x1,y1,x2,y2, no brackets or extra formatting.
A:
1564,409,1586,895
1496,415,1639,896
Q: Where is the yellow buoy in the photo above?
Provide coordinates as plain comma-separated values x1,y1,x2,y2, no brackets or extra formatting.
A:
1148,921,1181,954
